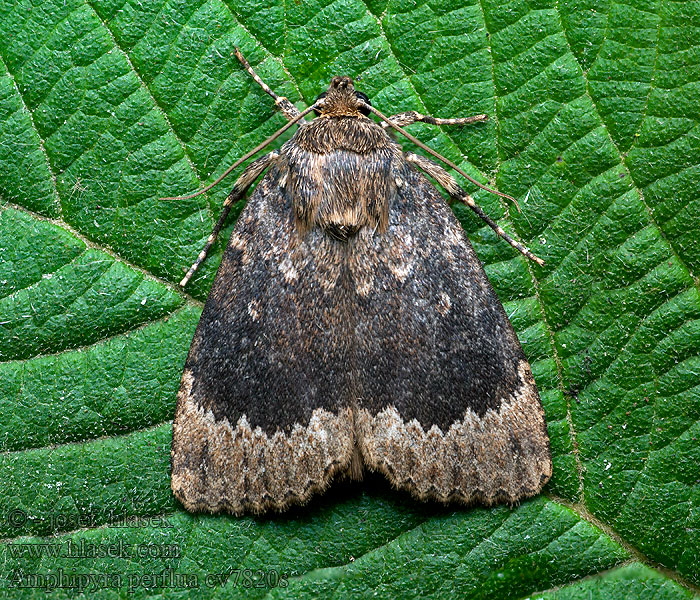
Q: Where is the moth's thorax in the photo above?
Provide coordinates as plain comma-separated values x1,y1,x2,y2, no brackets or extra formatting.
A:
280,116,402,241
291,115,393,154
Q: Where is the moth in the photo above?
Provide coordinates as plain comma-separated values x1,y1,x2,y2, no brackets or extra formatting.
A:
169,49,552,514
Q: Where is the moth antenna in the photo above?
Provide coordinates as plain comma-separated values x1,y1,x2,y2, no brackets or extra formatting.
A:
362,102,521,212
234,48,301,120
160,103,317,201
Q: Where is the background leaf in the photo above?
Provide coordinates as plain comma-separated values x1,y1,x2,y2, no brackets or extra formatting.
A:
0,0,698,597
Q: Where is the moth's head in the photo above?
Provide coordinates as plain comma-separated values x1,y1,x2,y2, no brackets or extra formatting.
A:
313,76,371,118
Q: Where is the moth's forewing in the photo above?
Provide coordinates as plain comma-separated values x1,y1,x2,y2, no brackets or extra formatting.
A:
171,172,355,515
352,164,552,504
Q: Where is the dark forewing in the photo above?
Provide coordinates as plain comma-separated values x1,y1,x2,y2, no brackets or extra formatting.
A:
171,166,355,515
352,163,552,504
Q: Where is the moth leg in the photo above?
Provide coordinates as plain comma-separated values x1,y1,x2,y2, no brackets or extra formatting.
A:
405,152,544,266
381,111,487,129
235,48,301,121
180,152,278,287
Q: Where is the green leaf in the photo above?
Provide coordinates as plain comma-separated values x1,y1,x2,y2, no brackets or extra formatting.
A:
0,0,698,598
532,563,698,600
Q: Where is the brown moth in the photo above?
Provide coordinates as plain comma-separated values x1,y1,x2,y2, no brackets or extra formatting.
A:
168,50,552,515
